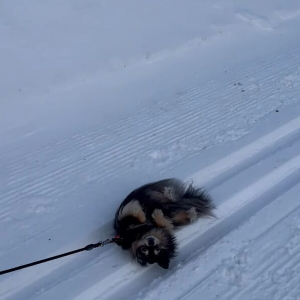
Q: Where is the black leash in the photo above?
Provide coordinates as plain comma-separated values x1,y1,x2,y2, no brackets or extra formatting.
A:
0,236,121,276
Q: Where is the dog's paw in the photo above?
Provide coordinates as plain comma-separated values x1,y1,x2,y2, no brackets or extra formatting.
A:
188,207,198,223
152,209,174,230
163,186,176,201
152,209,164,219
137,211,146,223
165,221,175,230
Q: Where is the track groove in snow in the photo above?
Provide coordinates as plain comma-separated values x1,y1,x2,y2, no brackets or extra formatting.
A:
140,183,300,300
1,108,300,224
2,118,300,300
1,2,300,298
1,47,300,220
3,45,300,168
102,152,300,300
222,226,300,300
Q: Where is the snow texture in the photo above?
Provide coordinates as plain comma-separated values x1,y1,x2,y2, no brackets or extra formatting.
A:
1,0,300,299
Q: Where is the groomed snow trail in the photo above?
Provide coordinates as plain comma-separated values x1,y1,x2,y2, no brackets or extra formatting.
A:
1,0,300,299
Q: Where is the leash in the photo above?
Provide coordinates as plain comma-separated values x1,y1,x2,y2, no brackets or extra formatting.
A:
0,236,122,276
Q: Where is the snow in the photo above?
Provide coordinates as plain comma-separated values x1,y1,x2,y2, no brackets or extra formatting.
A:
1,0,300,299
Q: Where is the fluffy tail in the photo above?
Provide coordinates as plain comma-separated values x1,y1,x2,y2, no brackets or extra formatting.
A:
178,182,215,217
141,178,215,217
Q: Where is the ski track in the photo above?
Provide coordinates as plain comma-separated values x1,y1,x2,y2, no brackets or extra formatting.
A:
1,2,300,298
1,55,300,299
0,46,299,264
169,185,300,300
2,108,300,299
1,46,300,220
77,151,300,300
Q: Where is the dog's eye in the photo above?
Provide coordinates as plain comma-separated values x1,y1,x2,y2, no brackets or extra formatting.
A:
154,245,161,252
140,246,148,253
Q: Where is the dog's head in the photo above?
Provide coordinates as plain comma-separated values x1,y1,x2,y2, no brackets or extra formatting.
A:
132,228,177,269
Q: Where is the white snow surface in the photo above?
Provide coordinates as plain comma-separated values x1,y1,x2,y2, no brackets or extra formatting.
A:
1,0,300,299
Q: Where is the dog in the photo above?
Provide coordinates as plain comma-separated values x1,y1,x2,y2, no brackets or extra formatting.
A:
114,178,215,269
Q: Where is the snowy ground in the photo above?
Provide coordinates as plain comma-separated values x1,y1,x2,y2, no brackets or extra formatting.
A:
1,0,300,299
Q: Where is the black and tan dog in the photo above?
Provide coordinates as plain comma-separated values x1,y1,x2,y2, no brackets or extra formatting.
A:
114,178,215,269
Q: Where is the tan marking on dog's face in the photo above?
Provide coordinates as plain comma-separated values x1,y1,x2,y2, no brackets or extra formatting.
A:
154,248,161,255
141,228,168,248
131,228,173,268
131,229,167,258
132,236,163,267
131,235,159,254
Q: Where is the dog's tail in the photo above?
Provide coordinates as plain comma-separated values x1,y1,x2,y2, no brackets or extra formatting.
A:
177,182,216,217
143,178,215,217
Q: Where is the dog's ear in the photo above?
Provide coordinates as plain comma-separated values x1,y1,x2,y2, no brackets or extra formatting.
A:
157,255,170,269
131,241,139,255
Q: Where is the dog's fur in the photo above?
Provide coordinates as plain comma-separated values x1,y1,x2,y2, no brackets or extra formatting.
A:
114,178,215,269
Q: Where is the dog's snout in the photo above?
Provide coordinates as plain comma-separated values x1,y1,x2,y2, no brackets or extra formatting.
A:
147,237,155,246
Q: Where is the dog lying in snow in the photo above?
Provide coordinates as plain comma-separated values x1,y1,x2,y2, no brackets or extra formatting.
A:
114,178,215,269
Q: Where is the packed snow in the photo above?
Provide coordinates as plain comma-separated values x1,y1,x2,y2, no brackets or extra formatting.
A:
1,0,300,299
